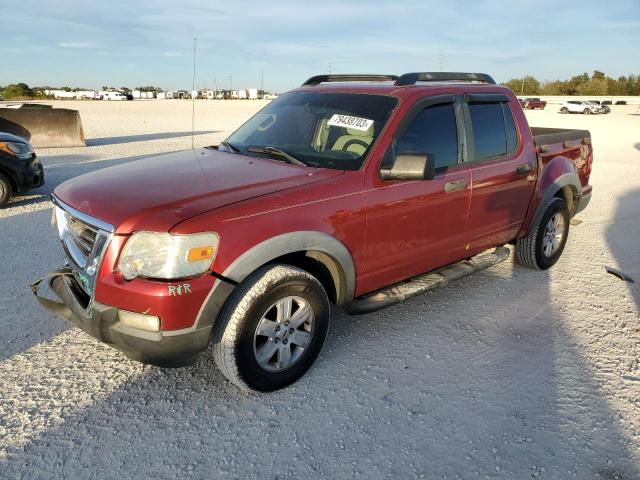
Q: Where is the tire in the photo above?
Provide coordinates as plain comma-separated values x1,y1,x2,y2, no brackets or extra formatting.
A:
516,197,570,270
212,264,330,392
560,107,568,114
583,108,591,115
0,173,12,207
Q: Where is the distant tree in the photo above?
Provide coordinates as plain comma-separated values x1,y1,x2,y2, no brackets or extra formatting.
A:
2,83,32,99
576,78,608,96
136,86,163,92
502,75,540,95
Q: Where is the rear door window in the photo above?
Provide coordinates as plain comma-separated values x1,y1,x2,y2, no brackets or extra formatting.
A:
468,102,518,161
396,103,458,170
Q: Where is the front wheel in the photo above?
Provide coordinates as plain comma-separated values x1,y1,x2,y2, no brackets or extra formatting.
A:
583,108,591,115
212,264,330,392
516,197,570,270
0,173,12,207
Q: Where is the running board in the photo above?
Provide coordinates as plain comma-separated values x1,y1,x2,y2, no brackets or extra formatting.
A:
346,247,511,315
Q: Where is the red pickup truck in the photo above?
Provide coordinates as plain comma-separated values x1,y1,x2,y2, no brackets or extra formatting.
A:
34,72,593,392
519,97,547,110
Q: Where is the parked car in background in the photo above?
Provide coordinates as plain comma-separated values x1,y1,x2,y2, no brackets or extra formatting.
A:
520,97,546,109
587,101,610,114
0,132,44,207
560,100,601,115
34,72,593,392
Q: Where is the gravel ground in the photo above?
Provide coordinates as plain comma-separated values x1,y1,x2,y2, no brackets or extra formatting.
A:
0,100,639,479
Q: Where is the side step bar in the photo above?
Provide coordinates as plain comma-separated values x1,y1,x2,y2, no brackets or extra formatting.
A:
346,247,511,315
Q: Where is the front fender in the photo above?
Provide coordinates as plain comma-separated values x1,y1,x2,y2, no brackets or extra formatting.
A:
191,231,356,332
220,231,355,304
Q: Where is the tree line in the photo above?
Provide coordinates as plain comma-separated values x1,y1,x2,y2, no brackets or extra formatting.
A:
503,71,640,96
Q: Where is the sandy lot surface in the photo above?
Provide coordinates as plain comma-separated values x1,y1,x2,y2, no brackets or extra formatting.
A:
1,100,639,479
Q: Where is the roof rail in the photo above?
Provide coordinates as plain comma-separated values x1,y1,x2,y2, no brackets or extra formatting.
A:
395,72,496,86
302,74,400,86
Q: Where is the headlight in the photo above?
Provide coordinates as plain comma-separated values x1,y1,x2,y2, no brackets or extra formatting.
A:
118,232,219,280
0,141,34,159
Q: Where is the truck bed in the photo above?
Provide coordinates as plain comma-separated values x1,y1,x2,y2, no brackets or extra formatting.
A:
530,127,590,147
530,127,593,203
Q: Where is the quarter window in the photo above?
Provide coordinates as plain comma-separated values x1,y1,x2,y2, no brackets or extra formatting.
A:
396,103,458,170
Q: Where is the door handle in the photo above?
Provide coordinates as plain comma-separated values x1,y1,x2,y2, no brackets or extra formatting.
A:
516,163,534,174
444,179,467,193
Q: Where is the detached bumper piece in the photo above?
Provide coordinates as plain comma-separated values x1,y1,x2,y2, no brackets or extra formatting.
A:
346,246,511,314
31,268,211,367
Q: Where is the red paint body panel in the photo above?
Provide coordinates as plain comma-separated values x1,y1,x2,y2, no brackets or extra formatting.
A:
54,148,342,234
465,102,538,253
53,81,593,333
173,170,368,294
94,235,216,330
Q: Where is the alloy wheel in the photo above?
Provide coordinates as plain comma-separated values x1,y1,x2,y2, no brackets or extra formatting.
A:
253,296,315,372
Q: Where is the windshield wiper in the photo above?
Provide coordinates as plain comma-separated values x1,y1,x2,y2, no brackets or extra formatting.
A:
219,140,241,153
246,146,307,166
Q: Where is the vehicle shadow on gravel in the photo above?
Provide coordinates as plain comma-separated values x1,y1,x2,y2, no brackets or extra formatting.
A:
2,257,638,478
86,131,218,146
606,187,640,310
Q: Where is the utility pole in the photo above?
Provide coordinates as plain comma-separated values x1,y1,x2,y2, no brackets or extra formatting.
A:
521,77,525,95
328,62,332,74
191,37,196,149
438,49,444,72
258,71,264,92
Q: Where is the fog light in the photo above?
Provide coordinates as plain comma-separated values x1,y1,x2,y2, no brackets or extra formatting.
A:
118,310,160,332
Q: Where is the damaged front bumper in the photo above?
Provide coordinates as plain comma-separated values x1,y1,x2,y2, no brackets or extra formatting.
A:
31,267,211,367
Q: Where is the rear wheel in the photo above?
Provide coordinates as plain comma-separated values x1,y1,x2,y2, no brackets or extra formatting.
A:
516,197,570,270
0,173,12,207
560,107,568,114
212,264,330,392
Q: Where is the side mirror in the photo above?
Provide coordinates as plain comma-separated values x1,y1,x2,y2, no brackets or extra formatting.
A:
380,152,435,181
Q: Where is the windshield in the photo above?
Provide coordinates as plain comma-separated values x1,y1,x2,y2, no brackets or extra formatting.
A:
222,92,397,170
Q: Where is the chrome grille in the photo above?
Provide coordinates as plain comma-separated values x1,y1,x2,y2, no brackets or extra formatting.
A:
51,196,115,300
64,211,99,259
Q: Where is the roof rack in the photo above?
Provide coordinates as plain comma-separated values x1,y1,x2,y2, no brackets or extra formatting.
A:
301,74,400,86
395,72,496,86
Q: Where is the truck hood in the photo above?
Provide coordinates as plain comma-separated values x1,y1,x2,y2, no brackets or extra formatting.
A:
54,148,343,234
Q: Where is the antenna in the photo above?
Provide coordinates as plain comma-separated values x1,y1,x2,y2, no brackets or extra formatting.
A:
191,37,197,149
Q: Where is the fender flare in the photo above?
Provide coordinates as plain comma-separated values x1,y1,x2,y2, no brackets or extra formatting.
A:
222,231,355,304
529,172,582,234
193,232,356,331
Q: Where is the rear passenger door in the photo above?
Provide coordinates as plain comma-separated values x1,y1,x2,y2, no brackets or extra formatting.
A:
462,94,537,253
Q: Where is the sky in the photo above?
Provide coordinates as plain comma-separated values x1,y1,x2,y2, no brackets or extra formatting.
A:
1,0,639,92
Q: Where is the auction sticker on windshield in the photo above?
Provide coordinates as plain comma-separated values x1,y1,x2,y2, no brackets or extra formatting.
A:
328,114,374,132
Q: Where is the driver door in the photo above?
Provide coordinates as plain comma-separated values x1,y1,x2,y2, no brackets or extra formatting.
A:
361,95,472,294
